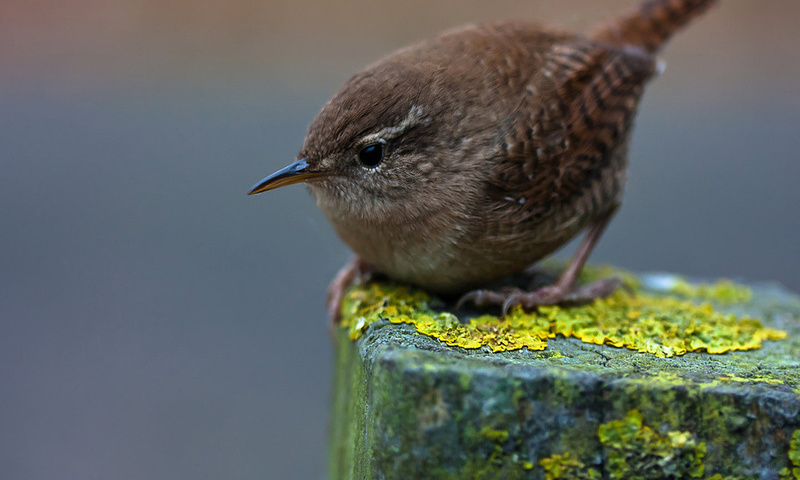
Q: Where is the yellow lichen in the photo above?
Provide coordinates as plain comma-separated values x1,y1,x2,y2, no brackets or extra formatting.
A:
541,410,728,479
598,410,706,479
576,264,641,291
539,452,600,480
668,278,753,304
537,293,785,357
792,431,800,478
781,430,800,480
340,278,786,358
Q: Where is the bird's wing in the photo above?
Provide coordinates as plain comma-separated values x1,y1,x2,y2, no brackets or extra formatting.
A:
487,37,656,224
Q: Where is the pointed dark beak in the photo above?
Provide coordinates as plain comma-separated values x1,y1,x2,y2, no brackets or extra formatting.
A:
247,159,322,195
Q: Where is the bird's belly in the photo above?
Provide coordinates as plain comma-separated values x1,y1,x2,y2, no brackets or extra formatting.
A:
330,215,586,294
390,238,575,293
331,219,472,292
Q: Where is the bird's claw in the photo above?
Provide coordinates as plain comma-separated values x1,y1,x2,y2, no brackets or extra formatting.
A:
326,257,372,338
458,277,625,316
455,286,524,311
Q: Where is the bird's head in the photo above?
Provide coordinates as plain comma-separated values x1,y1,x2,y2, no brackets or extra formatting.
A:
248,54,486,226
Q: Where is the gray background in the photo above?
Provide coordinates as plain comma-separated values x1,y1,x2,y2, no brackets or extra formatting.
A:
2,1,798,479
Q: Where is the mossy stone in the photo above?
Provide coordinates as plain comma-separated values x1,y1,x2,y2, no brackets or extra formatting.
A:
328,270,800,479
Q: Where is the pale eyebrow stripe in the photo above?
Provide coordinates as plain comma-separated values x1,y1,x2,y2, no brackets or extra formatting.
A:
357,106,425,145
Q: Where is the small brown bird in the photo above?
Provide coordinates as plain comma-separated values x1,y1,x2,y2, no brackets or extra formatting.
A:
249,0,717,325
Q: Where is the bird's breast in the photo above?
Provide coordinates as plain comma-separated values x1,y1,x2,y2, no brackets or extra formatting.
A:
327,209,472,292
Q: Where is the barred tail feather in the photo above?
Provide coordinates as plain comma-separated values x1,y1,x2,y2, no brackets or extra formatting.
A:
590,0,717,53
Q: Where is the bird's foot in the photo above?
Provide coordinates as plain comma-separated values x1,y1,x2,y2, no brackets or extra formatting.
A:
327,257,373,337
456,277,624,316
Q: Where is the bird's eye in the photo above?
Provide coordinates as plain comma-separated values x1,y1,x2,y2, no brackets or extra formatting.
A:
358,143,384,168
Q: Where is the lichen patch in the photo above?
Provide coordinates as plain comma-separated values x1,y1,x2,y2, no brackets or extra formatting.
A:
340,273,786,358
598,410,706,479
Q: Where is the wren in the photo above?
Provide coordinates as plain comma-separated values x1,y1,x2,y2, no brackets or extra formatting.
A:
249,0,717,325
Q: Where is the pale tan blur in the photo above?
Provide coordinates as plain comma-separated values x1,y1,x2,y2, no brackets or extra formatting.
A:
3,0,799,100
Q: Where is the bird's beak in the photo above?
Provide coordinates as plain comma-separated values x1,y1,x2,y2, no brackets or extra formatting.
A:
247,159,323,195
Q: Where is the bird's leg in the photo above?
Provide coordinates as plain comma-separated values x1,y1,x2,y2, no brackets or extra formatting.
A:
458,207,622,315
327,256,373,335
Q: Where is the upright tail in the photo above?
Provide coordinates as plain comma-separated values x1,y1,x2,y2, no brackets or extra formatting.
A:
589,0,717,53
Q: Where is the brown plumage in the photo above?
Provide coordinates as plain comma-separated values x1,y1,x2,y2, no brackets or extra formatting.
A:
249,0,718,324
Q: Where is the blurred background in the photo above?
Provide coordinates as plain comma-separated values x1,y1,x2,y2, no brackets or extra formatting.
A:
1,0,798,478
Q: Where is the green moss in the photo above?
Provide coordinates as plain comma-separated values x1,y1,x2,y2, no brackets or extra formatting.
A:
716,374,784,386
597,410,706,479
340,275,786,358
479,427,510,443
444,425,533,479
